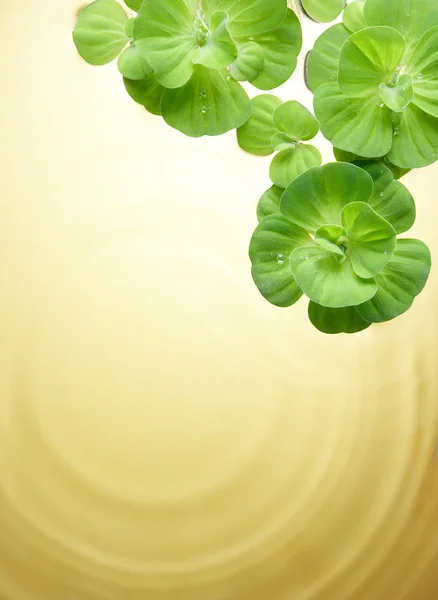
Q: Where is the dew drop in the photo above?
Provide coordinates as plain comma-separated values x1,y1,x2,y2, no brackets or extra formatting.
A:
248,36,254,41
379,192,384,197
226,73,232,80
277,253,285,264
417,73,423,80
378,102,384,108
393,128,400,136
201,107,207,116
199,90,207,99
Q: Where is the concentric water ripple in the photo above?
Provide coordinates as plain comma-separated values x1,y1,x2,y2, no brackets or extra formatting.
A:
0,2,438,599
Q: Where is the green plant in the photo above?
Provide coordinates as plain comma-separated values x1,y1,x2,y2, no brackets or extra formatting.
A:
72,0,435,334
250,162,431,334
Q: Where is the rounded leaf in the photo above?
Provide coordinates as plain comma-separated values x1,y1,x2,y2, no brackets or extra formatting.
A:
246,9,302,91
364,0,438,58
280,162,373,233
273,101,319,142
202,0,287,38
124,73,165,115
73,0,128,66
343,0,367,34
230,42,265,82
125,18,135,39
236,94,282,156
357,238,431,322
314,83,394,158
358,162,415,233
406,25,438,119
341,202,396,279
305,24,350,93
125,0,143,11
256,185,283,221
249,215,313,307
338,26,406,99
161,66,251,137
133,0,197,89
300,0,346,23
118,44,152,80
290,245,377,308
308,302,371,334
269,144,322,189
388,104,438,169
379,75,413,113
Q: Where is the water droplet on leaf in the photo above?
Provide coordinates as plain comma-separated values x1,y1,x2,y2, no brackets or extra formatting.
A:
201,107,207,116
417,73,423,80
276,254,285,264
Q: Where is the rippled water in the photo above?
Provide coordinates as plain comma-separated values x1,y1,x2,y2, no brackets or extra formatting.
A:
0,1,437,599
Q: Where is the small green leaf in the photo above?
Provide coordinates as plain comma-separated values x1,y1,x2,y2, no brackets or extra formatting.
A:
341,202,396,278
290,245,377,308
244,9,302,91
358,162,415,233
342,0,367,33
406,25,438,119
73,0,128,66
338,26,405,99
124,72,165,115
134,0,197,88
273,101,319,142
357,239,431,323
315,225,346,258
364,0,438,58
125,0,143,11
192,11,237,70
202,0,287,38
236,94,282,156
162,66,251,137
388,103,438,169
305,24,350,93
271,132,296,151
270,144,322,189
118,43,152,80
333,149,410,180
308,302,371,334
281,162,373,233
314,83,394,158
256,185,283,221
125,18,135,39
300,0,346,23
249,215,313,307
379,75,413,113
230,42,265,82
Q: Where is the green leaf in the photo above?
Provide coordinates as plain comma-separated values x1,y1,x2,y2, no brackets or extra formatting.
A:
125,18,135,39
308,302,371,334
124,72,165,115
357,239,431,323
192,11,237,69
162,66,251,137
236,94,282,156
388,103,438,169
256,185,283,221
314,83,393,158
73,0,128,66
273,101,319,142
280,162,373,232
406,25,438,119
379,75,413,113
364,0,438,58
134,0,197,88
230,42,265,82
290,244,377,308
305,24,350,93
357,162,415,233
270,144,322,189
118,43,152,80
125,0,143,11
338,26,405,99
343,0,367,33
333,149,410,180
249,215,312,307
315,225,347,258
300,0,346,23
201,0,287,38
243,9,302,91
341,202,396,278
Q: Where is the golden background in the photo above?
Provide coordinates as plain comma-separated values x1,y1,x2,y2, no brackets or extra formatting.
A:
0,1,437,598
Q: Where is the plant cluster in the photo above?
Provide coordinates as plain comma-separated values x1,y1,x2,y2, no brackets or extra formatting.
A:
73,0,436,334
